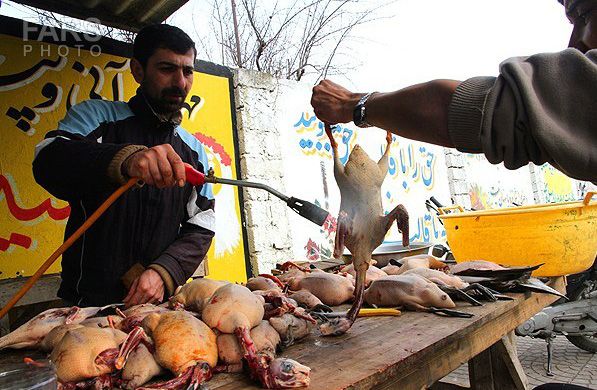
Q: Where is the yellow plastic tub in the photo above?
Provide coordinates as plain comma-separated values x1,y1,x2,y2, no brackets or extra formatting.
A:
438,192,597,277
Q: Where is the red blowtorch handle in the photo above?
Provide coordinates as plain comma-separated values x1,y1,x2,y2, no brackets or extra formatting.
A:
184,163,205,186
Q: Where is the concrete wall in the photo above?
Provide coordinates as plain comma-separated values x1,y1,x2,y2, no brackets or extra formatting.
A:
232,69,294,274
233,69,454,272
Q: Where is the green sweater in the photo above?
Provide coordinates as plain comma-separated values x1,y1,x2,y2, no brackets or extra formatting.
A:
448,48,596,184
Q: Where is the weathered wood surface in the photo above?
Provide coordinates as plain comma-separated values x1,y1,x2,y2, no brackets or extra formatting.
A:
0,277,564,390
0,275,61,336
0,275,61,308
209,277,564,390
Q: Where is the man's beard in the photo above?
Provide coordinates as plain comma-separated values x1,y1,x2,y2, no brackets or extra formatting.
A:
142,83,187,115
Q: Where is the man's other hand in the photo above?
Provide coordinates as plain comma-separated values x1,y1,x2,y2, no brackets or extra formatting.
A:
123,268,165,308
123,144,186,188
311,79,363,125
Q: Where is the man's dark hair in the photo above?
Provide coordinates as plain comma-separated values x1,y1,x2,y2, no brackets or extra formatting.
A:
133,24,196,68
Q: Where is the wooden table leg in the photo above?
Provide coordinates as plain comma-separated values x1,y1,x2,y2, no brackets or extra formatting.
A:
469,331,529,390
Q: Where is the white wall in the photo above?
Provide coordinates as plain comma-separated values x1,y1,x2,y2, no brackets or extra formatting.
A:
234,69,454,269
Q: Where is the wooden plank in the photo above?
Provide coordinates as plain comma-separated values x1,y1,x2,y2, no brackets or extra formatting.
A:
430,382,470,390
469,332,528,390
0,275,61,308
469,348,494,390
0,277,562,389
367,278,563,390
492,333,528,390
0,275,62,336
208,277,564,390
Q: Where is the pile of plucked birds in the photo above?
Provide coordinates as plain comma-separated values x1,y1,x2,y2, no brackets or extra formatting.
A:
0,279,313,389
0,256,561,389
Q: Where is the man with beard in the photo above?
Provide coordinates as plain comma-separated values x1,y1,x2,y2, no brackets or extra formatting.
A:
33,24,215,308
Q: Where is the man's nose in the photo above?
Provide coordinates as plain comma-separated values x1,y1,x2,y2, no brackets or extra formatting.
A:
172,69,187,90
568,25,589,53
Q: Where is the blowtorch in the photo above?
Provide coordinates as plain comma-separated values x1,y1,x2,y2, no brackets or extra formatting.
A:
0,165,331,320
184,164,330,227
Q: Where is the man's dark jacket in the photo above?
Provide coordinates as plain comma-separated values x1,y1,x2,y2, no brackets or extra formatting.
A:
33,91,215,306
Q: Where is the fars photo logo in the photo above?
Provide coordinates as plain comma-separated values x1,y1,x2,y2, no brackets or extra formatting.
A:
22,16,104,58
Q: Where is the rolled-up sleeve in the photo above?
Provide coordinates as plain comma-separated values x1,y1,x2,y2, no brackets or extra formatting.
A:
448,48,597,183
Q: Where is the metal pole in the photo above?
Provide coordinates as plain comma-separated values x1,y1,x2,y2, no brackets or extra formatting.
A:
231,0,243,67
207,176,289,202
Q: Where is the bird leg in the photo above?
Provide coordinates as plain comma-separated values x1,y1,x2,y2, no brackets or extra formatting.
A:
236,325,275,387
280,261,312,273
333,211,352,258
138,363,212,390
319,263,366,336
258,273,286,289
384,204,410,247
190,363,214,389
115,326,152,369
236,325,310,388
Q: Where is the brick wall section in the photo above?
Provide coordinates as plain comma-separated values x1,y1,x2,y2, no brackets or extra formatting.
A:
232,69,294,275
529,163,548,204
443,148,472,210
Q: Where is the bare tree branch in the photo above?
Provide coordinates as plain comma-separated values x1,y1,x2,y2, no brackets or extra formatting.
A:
197,0,395,81
15,1,135,43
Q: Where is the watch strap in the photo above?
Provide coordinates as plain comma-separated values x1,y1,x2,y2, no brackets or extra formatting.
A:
352,92,375,128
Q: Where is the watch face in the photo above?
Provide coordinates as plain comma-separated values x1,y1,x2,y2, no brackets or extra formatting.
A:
357,106,368,127
353,93,373,127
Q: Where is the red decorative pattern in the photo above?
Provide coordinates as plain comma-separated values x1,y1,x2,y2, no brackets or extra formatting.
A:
0,233,32,251
0,174,70,221
323,214,337,236
193,133,232,166
304,238,320,261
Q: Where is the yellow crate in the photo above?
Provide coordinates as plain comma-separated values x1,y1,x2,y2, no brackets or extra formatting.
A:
438,192,597,277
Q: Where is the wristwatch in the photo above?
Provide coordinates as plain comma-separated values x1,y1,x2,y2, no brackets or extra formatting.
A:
352,92,375,128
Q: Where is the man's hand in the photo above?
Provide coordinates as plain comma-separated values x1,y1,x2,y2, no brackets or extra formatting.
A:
311,79,364,124
123,144,186,188
123,268,165,308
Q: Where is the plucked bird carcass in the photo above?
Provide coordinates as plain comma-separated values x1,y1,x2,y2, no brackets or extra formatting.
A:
364,274,455,310
202,283,310,388
50,326,127,387
297,271,355,306
168,277,229,312
120,310,218,389
322,124,409,336
0,305,113,350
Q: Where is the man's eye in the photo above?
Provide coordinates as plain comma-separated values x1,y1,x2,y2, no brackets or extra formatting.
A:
576,5,596,24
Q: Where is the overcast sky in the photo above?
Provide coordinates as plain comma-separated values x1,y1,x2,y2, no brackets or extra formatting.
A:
1,0,572,92
345,0,571,91
168,0,573,90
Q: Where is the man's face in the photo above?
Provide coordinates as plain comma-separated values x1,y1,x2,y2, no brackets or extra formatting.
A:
136,47,195,114
564,0,597,52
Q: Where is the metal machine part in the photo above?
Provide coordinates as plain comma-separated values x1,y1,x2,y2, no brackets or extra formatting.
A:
516,290,597,336
516,289,597,375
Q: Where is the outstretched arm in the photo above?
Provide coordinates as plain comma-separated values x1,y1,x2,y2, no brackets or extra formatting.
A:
311,79,461,148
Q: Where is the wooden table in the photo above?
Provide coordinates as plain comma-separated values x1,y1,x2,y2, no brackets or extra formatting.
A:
209,277,565,390
0,277,564,390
